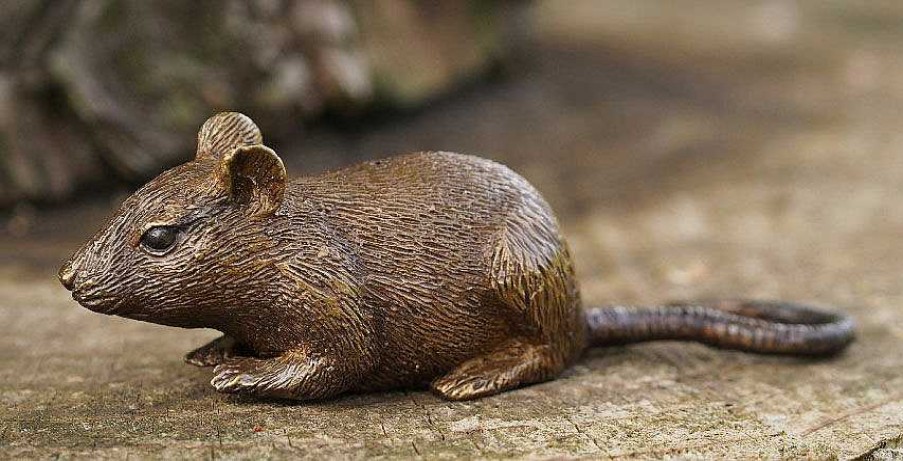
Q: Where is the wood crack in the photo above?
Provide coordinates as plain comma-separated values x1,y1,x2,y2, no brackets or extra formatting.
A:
852,431,903,461
801,396,902,437
405,391,446,441
567,416,602,452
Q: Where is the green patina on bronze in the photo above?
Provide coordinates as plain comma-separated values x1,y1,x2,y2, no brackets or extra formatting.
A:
58,113,855,401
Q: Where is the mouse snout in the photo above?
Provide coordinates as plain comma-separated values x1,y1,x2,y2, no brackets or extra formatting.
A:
58,261,77,291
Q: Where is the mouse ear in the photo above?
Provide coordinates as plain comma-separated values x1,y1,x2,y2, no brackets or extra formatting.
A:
216,145,287,216
196,112,263,160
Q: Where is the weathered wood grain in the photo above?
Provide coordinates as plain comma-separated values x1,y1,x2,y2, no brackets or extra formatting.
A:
3,1,903,458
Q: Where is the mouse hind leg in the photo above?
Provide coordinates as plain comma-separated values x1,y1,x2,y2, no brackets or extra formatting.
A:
431,217,586,401
431,339,562,400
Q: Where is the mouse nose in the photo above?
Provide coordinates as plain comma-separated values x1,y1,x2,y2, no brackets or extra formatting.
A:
58,262,77,291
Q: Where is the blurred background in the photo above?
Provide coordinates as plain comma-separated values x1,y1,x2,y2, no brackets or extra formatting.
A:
4,1,903,458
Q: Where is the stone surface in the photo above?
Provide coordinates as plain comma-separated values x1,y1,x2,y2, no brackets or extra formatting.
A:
3,1,903,459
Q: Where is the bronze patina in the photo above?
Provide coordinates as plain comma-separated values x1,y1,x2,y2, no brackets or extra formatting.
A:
59,113,855,401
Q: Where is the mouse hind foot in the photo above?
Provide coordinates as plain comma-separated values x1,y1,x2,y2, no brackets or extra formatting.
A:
430,339,566,401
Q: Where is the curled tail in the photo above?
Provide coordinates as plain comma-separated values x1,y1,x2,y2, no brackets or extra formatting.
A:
585,300,855,356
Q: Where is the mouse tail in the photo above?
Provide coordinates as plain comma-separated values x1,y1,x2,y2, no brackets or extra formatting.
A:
584,300,855,356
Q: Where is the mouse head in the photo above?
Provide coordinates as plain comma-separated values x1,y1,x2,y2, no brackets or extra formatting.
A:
59,112,288,328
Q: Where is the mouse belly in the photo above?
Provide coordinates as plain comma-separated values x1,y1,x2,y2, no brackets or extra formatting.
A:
352,292,525,392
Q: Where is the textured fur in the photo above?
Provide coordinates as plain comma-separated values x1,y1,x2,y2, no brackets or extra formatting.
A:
59,113,854,401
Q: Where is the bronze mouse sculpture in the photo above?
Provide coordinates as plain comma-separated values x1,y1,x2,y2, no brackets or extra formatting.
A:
59,112,855,401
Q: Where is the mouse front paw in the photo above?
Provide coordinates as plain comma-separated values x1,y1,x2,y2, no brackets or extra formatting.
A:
210,357,266,392
210,352,345,400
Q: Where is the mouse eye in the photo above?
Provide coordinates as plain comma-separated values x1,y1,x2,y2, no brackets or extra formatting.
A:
140,225,180,254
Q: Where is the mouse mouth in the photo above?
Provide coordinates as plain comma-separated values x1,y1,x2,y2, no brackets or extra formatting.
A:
71,290,124,315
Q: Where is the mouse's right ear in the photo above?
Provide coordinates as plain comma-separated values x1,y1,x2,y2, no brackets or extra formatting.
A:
196,112,263,161
215,144,287,217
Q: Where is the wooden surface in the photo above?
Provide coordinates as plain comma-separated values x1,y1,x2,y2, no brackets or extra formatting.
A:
3,1,903,459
